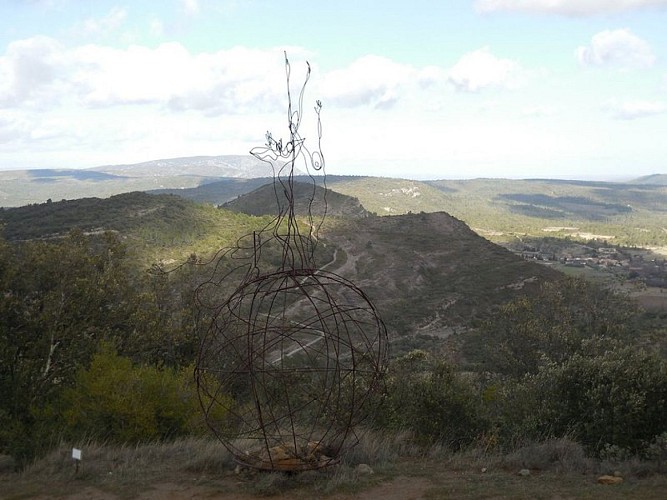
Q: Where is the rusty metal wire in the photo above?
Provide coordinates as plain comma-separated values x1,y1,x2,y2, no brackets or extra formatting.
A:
194,53,388,471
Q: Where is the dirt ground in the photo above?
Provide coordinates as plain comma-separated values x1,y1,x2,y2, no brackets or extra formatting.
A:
4,459,667,500
41,476,433,500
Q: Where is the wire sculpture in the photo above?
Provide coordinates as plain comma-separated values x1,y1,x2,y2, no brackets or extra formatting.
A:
194,53,388,471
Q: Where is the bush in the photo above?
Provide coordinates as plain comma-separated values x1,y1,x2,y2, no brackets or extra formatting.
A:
473,277,638,378
375,351,488,448
62,343,212,443
498,346,667,454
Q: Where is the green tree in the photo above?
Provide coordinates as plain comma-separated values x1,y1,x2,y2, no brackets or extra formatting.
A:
0,231,142,463
476,277,638,378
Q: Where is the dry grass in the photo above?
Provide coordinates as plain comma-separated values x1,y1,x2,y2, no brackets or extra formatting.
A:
501,437,594,473
2,433,667,499
0,437,237,499
340,429,421,465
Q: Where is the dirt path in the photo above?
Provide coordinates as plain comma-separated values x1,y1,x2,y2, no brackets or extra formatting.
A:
12,461,667,500
25,476,434,500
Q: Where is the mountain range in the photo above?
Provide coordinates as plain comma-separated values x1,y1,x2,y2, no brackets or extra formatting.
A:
0,155,276,207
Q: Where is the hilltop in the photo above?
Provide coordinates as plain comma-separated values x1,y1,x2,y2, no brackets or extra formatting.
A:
222,180,369,218
90,155,274,178
155,174,667,248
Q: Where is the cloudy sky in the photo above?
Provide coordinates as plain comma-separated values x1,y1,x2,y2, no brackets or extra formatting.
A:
1,0,667,180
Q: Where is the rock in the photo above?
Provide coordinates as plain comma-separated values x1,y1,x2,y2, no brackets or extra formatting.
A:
355,463,374,475
481,467,488,473
264,444,293,462
597,475,623,485
518,469,531,476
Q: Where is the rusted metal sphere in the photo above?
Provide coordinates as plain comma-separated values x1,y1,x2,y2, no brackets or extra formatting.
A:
195,268,388,471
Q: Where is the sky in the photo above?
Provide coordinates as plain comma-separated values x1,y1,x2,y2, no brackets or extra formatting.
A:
1,1,667,180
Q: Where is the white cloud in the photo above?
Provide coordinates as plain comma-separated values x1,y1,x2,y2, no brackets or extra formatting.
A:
0,40,324,168
447,48,521,92
576,29,655,69
606,99,667,119
165,46,309,115
0,36,67,108
319,56,415,109
475,0,667,16
416,65,446,89
79,7,127,36
0,38,309,114
0,112,28,144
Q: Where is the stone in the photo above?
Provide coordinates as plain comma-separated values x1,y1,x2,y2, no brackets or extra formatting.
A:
518,469,531,476
597,475,623,485
356,463,374,475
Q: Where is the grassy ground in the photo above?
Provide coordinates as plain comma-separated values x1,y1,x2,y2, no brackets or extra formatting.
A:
2,433,666,499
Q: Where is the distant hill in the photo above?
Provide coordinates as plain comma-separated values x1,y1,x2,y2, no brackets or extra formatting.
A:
149,175,363,205
150,177,273,204
631,174,667,185
146,175,667,247
222,180,369,218
324,177,667,247
90,155,276,178
0,155,276,207
0,191,188,241
5,159,667,248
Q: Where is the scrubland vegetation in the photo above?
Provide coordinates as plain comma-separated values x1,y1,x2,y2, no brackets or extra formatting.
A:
1,194,667,497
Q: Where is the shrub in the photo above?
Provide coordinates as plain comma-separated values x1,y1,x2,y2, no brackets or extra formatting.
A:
474,277,638,378
375,351,488,448
62,343,213,443
499,346,667,454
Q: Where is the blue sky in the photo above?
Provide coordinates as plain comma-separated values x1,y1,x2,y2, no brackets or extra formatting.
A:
1,0,667,180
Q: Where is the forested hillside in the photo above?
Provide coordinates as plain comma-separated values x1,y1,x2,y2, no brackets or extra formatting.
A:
0,191,272,266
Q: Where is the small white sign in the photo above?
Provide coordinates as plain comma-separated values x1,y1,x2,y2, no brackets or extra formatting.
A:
72,448,82,461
